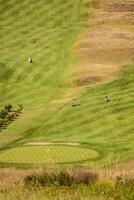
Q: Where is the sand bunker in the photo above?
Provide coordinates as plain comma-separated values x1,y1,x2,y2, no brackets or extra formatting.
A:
24,142,80,146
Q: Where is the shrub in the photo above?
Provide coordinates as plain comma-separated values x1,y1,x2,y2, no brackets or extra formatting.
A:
53,171,74,186
24,170,99,188
24,174,39,187
24,171,74,187
0,110,8,119
14,111,20,117
4,104,13,112
6,114,14,121
37,173,53,186
0,104,22,131
0,119,4,128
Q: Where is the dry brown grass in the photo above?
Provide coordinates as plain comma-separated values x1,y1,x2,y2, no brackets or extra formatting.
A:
71,0,134,87
102,0,134,12
0,168,45,191
77,27,134,63
0,161,133,191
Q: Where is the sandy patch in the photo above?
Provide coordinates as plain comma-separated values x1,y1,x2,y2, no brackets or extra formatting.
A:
24,142,80,146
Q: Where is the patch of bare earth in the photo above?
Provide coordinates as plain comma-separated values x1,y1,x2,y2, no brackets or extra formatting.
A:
72,0,134,87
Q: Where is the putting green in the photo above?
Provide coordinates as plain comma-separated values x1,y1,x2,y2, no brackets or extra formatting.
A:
0,146,99,164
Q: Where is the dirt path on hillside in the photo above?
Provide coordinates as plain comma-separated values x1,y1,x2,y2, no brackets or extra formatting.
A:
24,142,80,146
71,0,134,87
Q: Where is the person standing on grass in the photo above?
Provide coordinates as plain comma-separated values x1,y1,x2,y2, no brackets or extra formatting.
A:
105,96,110,102
72,98,78,107
28,57,32,64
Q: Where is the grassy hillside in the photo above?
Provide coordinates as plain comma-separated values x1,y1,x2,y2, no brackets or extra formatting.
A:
0,0,89,146
0,0,134,168
0,0,87,107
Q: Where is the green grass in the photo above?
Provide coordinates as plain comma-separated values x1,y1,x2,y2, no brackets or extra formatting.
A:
0,0,89,148
0,0,87,108
2,64,133,167
0,0,133,168
0,146,99,165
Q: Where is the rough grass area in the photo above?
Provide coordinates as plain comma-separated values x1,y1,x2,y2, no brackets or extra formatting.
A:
0,166,133,199
0,177,133,200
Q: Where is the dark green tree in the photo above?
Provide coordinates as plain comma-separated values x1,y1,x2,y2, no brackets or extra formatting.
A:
4,104,13,112
0,119,4,128
0,110,8,119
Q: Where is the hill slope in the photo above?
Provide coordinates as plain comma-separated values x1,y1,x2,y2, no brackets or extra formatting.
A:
0,0,88,147
0,0,134,167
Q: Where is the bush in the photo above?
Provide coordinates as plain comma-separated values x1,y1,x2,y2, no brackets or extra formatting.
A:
53,171,73,186
24,174,39,187
0,104,22,130
4,104,13,112
0,119,4,128
6,114,14,122
24,171,74,187
24,170,99,188
37,173,53,186
0,110,8,119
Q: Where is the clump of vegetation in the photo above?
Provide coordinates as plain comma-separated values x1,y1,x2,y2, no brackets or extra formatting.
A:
24,170,99,188
0,104,24,131
4,104,13,112
24,174,40,187
24,171,74,187
90,176,134,200
53,171,73,186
